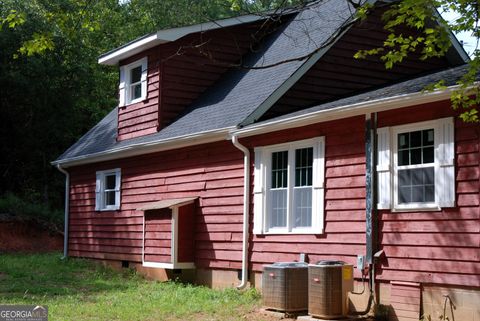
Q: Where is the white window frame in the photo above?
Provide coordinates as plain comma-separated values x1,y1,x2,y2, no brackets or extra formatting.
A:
393,122,438,211
95,168,121,211
377,117,455,212
119,57,148,106
253,137,325,234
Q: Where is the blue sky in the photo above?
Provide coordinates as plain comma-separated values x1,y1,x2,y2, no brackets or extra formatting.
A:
442,11,477,56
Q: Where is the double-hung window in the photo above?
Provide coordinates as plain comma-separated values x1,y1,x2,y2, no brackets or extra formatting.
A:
95,169,121,211
377,117,455,211
119,57,148,106
253,137,325,234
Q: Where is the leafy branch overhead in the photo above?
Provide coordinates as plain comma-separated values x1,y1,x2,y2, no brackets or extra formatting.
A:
3,0,480,124
354,0,480,122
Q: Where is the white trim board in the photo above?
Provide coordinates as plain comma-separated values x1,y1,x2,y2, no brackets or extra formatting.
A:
141,199,196,270
142,262,195,269
231,85,465,138
52,127,233,168
99,14,266,65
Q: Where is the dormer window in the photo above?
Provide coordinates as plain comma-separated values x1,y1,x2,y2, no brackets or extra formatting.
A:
119,57,147,106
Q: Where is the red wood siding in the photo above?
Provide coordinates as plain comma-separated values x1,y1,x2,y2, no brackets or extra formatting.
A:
178,203,195,262
389,282,422,321
68,141,245,269
242,116,367,275
144,208,172,263
375,101,480,287
68,99,479,288
242,100,479,287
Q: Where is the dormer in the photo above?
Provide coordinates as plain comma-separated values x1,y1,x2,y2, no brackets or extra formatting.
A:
119,57,148,107
98,14,286,141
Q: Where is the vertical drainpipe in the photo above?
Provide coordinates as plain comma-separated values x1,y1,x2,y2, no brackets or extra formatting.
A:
365,113,378,301
231,135,250,290
56,164,70,259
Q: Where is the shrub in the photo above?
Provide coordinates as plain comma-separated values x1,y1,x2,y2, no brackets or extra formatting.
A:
0,193,63,232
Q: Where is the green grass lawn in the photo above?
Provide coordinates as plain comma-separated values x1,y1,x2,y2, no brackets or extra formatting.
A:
0,253,261,321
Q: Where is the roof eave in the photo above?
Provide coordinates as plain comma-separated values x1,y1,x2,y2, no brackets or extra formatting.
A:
98,14,266,66
231,85,465,138
51,127,234,168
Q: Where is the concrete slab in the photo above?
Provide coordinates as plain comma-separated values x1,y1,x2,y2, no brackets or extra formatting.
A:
297,316,372,321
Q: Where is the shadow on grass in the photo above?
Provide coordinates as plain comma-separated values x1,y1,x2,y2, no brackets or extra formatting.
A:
0,252,138,300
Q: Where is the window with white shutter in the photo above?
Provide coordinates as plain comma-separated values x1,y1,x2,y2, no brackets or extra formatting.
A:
377,117,455,211
253,137,325,234
119,57,148,106
95,168,121,211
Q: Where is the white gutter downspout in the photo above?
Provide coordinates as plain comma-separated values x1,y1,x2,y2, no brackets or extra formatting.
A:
231,135,250,290
56,164,70,259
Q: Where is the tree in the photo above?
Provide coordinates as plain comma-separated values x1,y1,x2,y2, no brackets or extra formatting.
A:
0,0,234,211
354,0,480,122
227,0,480,121
1,0,478,214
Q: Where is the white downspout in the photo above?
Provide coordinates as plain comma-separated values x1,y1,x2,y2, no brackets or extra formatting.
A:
231,135,250,290
57,164,70,259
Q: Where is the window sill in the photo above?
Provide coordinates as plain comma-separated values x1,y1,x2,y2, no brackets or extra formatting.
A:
122,97,147,108
391,205,441,212
258,229,324,235
96,208,121,212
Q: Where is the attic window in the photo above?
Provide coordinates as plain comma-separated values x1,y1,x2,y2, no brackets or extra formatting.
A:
119,57,147,106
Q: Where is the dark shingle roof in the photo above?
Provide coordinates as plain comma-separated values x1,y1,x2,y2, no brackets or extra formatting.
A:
55,0,357,163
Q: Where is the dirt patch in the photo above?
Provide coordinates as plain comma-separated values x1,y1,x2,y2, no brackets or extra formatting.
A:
0,220,62,252
242,309,297,321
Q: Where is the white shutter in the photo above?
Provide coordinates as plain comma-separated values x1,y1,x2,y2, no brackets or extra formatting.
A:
253,148,264,234
436,117,455,207
119,66,126,107
115,169,122,210
312,137,325,233
95,172,102,211
140,58,148,100
377,127,391,209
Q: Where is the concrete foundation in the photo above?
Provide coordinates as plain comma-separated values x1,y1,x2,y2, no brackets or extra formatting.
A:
422,284,480,321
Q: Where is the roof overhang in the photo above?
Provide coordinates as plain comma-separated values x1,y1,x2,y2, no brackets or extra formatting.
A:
231,85,466,138
51,127,233,168
137,197,197,211
53,85,468,169
98,14,266,65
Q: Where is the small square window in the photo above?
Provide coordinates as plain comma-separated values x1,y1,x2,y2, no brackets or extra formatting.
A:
96,169,121,211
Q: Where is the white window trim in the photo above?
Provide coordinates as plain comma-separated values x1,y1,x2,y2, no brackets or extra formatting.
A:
95,168,121,211
119,57,148,107
254,137,325,235
378,117,455,212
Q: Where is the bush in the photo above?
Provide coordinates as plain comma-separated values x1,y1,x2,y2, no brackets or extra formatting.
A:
0,193,63,233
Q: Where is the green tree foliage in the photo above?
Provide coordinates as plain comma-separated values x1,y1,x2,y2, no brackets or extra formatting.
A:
354,0,480,122
1,0,478,219
0,0,233,214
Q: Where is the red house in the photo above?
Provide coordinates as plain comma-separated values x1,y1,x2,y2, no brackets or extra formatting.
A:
53,1,479,320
